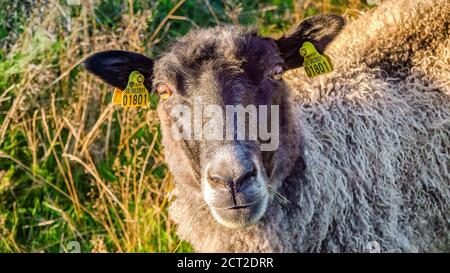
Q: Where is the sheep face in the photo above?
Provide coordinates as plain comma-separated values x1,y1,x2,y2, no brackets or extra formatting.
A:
83,14,344,229
153,29,286,228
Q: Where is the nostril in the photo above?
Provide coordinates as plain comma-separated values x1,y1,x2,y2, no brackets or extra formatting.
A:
235,164,257,186
209,174,223,184
207,168,225,184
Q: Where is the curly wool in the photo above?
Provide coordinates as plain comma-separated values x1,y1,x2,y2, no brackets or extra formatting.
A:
169,0,450,252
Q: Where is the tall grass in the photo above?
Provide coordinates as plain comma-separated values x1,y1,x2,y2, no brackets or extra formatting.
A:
0,0,370,253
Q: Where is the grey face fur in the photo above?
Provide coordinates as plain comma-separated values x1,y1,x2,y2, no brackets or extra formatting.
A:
153,27,285,228
83,15,345,228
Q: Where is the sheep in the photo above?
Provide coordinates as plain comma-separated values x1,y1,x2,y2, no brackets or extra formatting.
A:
83,0,450,252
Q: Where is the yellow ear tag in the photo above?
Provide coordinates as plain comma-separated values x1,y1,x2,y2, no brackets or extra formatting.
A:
120,71,149,107
160,92,171,101
112,88,123,105
300,41,333,77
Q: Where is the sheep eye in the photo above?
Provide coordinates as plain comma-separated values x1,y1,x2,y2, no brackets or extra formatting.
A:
270,65,284,81
155,83,173,100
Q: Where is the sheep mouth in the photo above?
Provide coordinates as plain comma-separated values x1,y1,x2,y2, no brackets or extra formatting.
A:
212,196,266,210
226,204,254,210
208,194,269,229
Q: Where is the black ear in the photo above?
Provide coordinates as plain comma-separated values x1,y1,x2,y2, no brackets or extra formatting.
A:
276,14,345,69
83,50,154,90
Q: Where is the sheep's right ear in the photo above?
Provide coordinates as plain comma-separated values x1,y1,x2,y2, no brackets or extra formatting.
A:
83,50,154,90
276,14,345,69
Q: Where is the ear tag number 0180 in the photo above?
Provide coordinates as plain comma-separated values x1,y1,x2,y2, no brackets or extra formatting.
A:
300,41,333,78
111,71,149,107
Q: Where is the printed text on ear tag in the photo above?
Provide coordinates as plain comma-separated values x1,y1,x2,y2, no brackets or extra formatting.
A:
120,71,149,107
300,41,333,77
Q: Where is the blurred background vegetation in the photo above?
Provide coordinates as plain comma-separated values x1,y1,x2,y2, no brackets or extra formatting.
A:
0,0,373,253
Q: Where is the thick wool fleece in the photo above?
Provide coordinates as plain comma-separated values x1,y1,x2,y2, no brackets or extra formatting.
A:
169,0,450,252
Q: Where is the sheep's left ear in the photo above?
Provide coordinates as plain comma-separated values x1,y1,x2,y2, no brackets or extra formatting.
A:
276,14,345,69
83,50,153,90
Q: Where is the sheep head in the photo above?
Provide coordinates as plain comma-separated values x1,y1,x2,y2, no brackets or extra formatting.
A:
83,14,344,229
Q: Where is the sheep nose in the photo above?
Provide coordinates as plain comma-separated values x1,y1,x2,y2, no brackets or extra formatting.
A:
207,159,257,190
